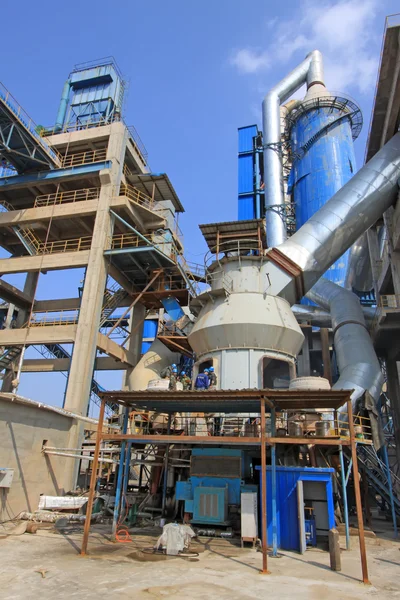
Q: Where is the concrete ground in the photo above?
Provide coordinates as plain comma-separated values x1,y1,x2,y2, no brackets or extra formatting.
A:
1,517,399,599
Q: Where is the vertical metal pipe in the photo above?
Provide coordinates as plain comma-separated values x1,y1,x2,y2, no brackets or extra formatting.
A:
161,415,172,517
55,80,71,132
255,149,261,220
260,398,269,574
339,445,350,551
121,441,133,513
381,445,398,538
81,398,105,555
347,400,370,584
271,407,278,556
111,407,129,539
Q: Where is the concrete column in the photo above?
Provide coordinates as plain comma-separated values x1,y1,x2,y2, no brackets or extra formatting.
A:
123,302,146,390
1,272,38,392
62,124,127,492
63,122,127,416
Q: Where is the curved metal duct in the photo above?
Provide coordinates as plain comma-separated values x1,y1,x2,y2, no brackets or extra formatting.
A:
276,132,400,295
262,50,325,247
307,278,383,403
125,338,180,391
345,232,373,292
292,303,374,328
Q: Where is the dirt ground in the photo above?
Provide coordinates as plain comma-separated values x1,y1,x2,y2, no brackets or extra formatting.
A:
1,516,399,599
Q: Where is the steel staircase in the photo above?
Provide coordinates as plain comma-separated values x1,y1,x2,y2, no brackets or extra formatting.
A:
0,346,21,370
352,445,400,516
100,280,126,327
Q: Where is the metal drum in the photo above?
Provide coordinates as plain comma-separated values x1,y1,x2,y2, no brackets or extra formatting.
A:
288,421,303,437
315,421,330,437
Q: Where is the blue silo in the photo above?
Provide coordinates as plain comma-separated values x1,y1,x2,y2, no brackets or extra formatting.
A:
288,95,362,288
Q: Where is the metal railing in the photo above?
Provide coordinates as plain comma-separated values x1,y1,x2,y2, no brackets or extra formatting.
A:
109,232,154,251
119,183,155,211
18,231,92,255
61,148,108,168
127,125,148,164
34,187,100,207
29,310,79,327
380,294,400,309
0,81,62,165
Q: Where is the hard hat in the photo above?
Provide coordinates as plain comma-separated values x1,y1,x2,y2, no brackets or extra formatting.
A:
172,368,178,373
209,366,214,372
204,368,209,373
171,363,177,368
181,371,186,375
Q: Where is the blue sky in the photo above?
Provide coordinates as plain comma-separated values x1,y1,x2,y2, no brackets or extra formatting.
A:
0,0,398,409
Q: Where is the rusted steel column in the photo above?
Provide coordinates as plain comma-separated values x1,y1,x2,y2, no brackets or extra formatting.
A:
260,397,269,574
81,397,106,556
347,399,370,584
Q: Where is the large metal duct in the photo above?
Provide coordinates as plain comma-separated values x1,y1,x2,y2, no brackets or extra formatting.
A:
269,132,400,303
292,303,375,328
262,50,324,247
125,339,180,391
307,279,383,402
345,232,373,292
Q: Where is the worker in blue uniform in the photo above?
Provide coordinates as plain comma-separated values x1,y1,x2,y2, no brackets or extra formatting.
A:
208,366,217,389
195,368,210,391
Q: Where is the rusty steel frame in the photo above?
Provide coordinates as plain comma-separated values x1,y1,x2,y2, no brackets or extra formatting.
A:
80,389,370,584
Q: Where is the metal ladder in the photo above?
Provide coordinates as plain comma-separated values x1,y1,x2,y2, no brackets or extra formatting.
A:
0,346,21,371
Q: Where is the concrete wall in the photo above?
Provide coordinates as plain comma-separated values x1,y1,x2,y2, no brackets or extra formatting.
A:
0,398,73,520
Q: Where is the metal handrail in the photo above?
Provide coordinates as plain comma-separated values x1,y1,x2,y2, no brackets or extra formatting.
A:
380,294,400,309
0,81,62,165
28,309,79,327
61,148,107,168
34,187,100,207
24,235,93,255
119,183,155,211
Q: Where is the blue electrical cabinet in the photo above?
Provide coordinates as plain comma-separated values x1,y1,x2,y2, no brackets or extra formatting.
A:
176,448,252,525
256,466,335,551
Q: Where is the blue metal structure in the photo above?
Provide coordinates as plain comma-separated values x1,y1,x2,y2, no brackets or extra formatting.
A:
287,97,362,288
238,125,263,221
176,448,253,525
55,58,125,131
256,465,335,551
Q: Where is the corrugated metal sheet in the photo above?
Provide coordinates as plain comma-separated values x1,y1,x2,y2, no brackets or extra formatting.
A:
238,125,258,153
290,107,356,289
238,195,255,220
143,319,158,339
256,466,335,551
238,154,254,194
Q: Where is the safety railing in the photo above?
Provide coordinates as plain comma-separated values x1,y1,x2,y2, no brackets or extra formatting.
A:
0,81,62,166
380,294,400,309
119,183,155,211
109,232,154,250
41,117,118,137
61,148,108,168
34,187,100,208
127,125,148,165
204,239,265,272
19,233,92,255
0,199,13,212
28,310,79,327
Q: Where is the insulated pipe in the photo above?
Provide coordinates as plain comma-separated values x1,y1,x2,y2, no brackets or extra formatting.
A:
306,278,383,403
126,338,180,391
277,132,400,293
55,80,71,132
292,303,374,328
345,233,373,292
262,50,325,247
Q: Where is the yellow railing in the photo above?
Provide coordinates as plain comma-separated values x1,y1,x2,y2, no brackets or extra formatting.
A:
34,187,100,208
379,294,400,309
119,183,155,211
109,232,154,251
18,229,92,255
41,117,116,137
61,148,107,168
29,310,79,327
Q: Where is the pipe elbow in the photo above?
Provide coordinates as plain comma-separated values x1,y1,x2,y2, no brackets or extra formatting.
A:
306,50,324,88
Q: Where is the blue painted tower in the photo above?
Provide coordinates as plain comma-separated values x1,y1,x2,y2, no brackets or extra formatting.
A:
287,94,362,287
55,58,125,132
237,125,263,220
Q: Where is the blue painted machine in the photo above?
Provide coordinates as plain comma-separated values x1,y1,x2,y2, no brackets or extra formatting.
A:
176,448,254,525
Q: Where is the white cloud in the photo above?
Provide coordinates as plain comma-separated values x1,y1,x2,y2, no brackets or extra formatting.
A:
230,48,270,74
231,0,380,95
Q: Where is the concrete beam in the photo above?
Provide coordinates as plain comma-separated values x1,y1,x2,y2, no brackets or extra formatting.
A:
34,297,82,311
0,251,90,274
0,325,77,345
0,200,99,228
97,333,136,366
22,356,130,372
0,279,33,308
